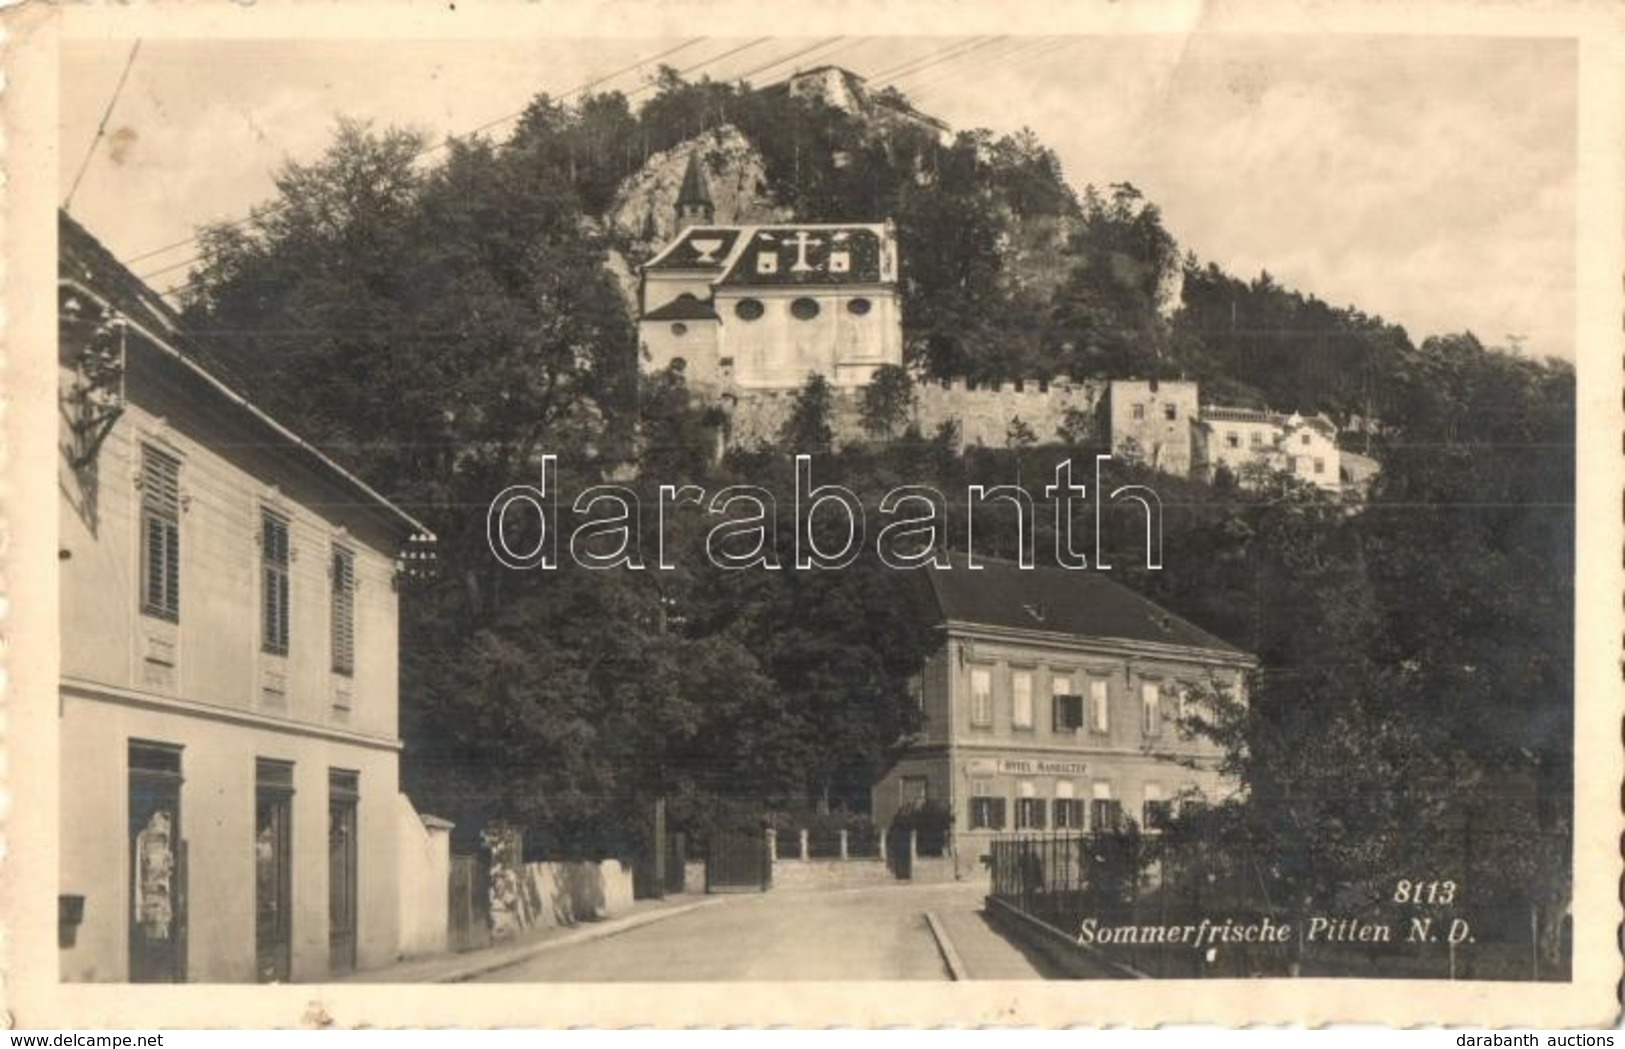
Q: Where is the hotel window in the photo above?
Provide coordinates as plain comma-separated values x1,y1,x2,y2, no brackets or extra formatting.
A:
1163,403,1177,421
1131,404,1145,421
139,446,182,622
1143,783,1172,830
1015,782,1046,831
261,510,291,655
1053,782,1085,830
969,667,993,728
1313,457,1326,475
1091,782,1122,832
1141,680,1162,737
1225,431,1240,449
1301,432,1312,445
1011,670,1034,730
969,782,1005,830
900,776,928,808
331,547,356,676
1052,676,1084,732
1089,678,1110,734
1249,431,1263,448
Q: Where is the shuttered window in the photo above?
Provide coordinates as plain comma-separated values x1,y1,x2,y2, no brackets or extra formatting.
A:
330,547,355,676
139,447,181,621
261,511,290,655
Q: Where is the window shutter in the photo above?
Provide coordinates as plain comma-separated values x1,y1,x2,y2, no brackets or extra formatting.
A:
331,548,356,675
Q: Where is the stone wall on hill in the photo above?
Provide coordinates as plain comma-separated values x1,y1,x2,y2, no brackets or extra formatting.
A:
717,376,1105,452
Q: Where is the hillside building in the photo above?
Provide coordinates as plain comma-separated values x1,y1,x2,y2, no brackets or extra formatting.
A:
638,154,904,393
872,556,1252,862
57,212,446,982
1193,406,1342,493
1099,378,1200,476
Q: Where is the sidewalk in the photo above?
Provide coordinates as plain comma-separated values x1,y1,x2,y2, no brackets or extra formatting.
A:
930,906,1062,979
340,894,723,983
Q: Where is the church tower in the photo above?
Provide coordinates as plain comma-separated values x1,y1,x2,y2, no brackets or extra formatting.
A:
675,151,715,232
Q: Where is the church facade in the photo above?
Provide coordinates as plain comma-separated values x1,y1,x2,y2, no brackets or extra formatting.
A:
637,154,904,394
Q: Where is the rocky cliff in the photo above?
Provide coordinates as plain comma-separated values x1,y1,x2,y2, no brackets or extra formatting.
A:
606,125,791,260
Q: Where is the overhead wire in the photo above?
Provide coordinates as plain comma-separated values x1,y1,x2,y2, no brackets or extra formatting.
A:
128,36,718,273
64,39,143,212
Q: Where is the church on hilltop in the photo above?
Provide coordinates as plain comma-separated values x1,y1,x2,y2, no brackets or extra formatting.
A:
637,152,905,393
634,137,1363,498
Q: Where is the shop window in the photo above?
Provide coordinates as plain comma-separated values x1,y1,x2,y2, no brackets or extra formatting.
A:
1015,797,1046,831
1091,798,1123,832
970,795,1006,831
1143,784,1173,831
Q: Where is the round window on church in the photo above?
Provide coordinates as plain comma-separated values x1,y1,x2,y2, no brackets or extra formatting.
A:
670,322,688,336
847,297,872,317
791,297,821,321
735,298,764,321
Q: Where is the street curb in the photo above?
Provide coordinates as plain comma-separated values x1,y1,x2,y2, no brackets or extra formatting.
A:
434,898,724,983
924,910,969,981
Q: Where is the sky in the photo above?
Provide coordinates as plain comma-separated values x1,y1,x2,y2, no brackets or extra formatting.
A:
59,34,1578,359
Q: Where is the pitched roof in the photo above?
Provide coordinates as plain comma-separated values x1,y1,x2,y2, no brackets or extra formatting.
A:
58,210,432,541
642,293,719,321
1201,404,1337,437
644,227,744,272
59,210,243,384
924,553,1246,659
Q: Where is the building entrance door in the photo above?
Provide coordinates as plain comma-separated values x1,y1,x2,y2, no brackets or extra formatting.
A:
255,759,294,982
128,741,186,982
327,770,358,974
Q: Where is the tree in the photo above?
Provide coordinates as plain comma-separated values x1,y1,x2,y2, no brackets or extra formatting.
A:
780,372,837,452
859,364,915,440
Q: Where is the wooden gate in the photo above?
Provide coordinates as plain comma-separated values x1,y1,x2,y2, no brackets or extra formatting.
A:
448,852,491,952
886,824,913,880
704,829,771,893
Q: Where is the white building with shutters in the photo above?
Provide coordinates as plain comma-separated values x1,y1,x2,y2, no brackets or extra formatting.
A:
56,211,444,983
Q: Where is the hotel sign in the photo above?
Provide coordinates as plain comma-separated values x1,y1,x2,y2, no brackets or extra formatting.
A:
965,757,1089,777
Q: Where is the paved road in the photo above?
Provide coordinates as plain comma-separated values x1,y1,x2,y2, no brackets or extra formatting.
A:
473,881,1046,982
